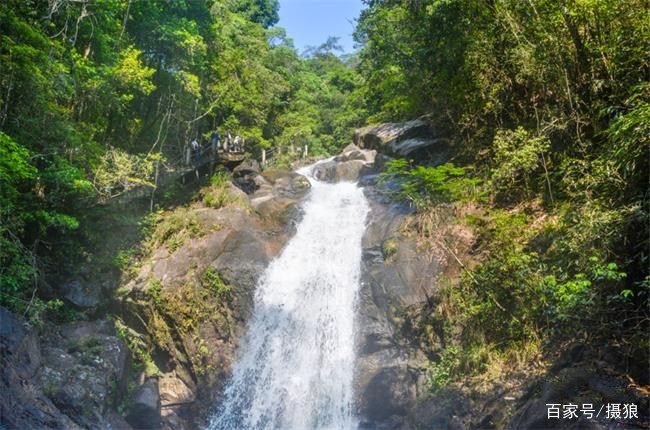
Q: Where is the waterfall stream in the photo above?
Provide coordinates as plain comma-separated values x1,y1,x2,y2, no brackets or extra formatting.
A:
207,162,370,430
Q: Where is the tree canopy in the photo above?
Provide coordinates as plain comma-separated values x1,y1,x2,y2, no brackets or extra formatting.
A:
0,0,365,318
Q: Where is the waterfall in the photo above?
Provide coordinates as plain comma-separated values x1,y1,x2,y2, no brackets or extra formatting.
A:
207,162,370,430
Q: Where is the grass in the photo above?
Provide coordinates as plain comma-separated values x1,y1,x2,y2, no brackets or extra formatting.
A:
114,318,160,378
202,267,231,298
382,238,399,262
144,207,202,253
202,169,248,210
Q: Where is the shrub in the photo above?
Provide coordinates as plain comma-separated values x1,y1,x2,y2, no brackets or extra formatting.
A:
202,267,231,298
379,159,483,209
382,238,399,261
146,208,202,252
92,149,162,200
203,169,246,209
427,346,460,391
114,319,160,378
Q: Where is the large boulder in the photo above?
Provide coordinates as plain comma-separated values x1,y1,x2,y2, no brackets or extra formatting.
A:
353,117,449,161
0,308,132,429
249,170,311,221
60,263,115,308
335,143,377,163
310,144,377,183
126,378,161,429
159,372,195,407
232,159,264,194
354,198,437,428
313,159,369,182
0,307,41,379
36,320,129,429
0,308,78,430
61,279,102,308
116,170,311,429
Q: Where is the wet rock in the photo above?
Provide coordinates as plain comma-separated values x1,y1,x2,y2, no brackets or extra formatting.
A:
232,159,264,194
250,170,310,219
271,172,311,200
354,198,435,427
126,378,161,429
211,229,273,322
117,168,312,429
310,144,377,183
353,117,450,161
312,159,371,182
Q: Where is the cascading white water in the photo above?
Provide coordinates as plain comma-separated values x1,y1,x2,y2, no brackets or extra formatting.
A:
207,162,370,430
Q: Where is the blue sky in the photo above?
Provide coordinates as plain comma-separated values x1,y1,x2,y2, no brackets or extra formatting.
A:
277,0,365,55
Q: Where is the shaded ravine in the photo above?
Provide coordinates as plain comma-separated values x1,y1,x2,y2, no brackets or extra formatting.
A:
207,161,370,430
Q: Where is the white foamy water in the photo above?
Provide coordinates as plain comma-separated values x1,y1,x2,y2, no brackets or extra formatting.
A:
207,162,369,430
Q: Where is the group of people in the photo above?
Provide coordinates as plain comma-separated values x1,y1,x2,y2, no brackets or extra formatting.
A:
187,129,244,166
210,129,244,153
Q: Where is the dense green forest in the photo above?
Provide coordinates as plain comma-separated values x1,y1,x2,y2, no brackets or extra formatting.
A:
0,0,365,318
357,0,649,378
1,0,648,384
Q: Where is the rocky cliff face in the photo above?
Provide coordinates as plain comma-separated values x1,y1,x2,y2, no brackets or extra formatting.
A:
0,166,311,430
115,168,311,429
339,122,649,430
0,124,489,430
353,116,451,164
355,197,433,429
313,141,470,429
0,307,131,429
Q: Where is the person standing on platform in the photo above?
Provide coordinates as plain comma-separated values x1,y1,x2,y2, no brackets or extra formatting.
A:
211,129,220,159
191,138,200,165
225,131,232,152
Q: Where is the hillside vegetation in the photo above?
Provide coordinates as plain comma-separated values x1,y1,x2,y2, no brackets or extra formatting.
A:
1,0,647,401
0,0,364,318
356,0,648,385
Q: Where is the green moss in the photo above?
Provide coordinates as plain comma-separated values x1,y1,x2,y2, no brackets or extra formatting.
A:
149,310,174,353
142,355,160,378
113,247,138,272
